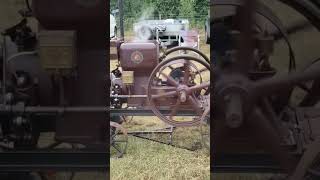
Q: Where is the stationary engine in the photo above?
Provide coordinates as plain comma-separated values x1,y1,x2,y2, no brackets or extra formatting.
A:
0,0,107,151
111,42,159,107
110,34,210,127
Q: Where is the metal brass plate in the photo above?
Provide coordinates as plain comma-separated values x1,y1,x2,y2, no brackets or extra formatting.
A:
39,46,74,69
38,30,76,70
122,71,134,84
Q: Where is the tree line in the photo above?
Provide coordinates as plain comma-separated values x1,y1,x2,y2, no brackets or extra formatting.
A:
110,0,209,30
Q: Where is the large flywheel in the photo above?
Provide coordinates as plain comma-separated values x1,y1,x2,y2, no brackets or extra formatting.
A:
147,55,210,127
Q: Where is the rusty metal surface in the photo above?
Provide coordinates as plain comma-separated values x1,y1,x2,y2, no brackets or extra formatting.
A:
111,36,210,127
33,1,108,147
147,55,210,126
211,0,320,177
119,42,158,71
0,0,109,174
56,40,108,146
32,0,105,29
161,46,210,63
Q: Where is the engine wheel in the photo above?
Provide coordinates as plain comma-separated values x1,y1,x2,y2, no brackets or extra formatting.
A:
160,46,210,64
147,55,210,127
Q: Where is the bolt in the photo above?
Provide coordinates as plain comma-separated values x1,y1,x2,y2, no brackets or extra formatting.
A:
179,91,187,102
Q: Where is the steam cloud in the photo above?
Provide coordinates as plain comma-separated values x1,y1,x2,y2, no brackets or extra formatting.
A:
133,7,155,41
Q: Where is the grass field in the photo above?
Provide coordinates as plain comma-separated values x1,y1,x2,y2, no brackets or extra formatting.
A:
111,119,210,180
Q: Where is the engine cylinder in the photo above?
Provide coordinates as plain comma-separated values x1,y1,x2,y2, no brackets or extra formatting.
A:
119,42,158,71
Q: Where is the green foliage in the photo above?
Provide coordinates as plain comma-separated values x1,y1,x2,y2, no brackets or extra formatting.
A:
180,0,195,23
110,0,208,30
153,0,180,19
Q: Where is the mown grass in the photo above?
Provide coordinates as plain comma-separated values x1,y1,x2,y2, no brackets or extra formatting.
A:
111,136,210,180
111,117,210,180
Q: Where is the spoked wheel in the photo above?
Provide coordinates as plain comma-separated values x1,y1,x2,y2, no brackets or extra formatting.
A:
212,0,320,177
147,55,210,127
110,121,128,158
292,59,320,107
160,46,210,64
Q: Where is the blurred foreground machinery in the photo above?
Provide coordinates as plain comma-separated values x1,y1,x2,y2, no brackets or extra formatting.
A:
212,0,320,179
0,0,108,173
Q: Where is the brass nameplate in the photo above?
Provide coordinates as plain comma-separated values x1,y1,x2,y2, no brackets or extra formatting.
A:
122,71,134,84
38,30,76,70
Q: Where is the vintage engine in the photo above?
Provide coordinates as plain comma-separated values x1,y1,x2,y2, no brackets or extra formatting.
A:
111,42,159,108
110,37,210,127
0,0,107,150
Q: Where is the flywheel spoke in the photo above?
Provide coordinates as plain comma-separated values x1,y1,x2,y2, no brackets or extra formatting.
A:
160,72,179,87
151,91,178,99
188,82,210,92
183,61,191,84
147,54,210,127
188,95,203,115
253,67,320,97
169,99,181,120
